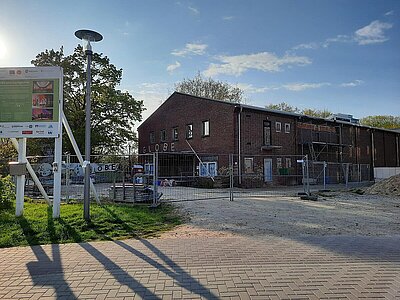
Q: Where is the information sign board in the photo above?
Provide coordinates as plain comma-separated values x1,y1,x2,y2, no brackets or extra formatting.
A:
0,67,62,138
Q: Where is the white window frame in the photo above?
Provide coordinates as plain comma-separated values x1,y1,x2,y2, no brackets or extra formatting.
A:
263,121,272,145
285,158,292,168
186,124,193,139
202,120,210,137
276,121,281,132
199,162,217,177
172,127,178,141
284,123,290,133
160,129,166,142
244,157,254,174
277,158,282,169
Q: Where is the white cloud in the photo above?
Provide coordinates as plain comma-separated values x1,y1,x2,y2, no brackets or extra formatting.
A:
130,83,172,124
292,42,320,50
203,52,311,77
166,61,181,73
292,19,393,50
340,80,364,87
139,82,169,90
385,10,394,16
355,20,393,45
236,83,270,94
222,16,234,21
188,6,199,14
282,82,331,91
171,43,208,57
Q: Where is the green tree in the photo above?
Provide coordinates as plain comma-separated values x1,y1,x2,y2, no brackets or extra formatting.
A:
266,102,300,113
175,72,244,103
266,102,332,118
0,139,17,175
360,115,400,129
301,108,332,118
31,46,144,155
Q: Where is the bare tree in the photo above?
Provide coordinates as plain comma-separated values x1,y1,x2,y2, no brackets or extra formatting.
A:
175,72,243,103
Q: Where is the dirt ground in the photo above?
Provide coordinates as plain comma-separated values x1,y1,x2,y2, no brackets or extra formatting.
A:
159,190,400,239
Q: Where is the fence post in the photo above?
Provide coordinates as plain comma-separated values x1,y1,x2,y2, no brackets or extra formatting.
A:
122,164,126,201
152,152,159,207
323,161,326,190
305,155,310,196
113,171,116,202
229,154,234,201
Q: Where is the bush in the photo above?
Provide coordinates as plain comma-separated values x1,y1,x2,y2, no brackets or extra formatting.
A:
0,175,15,209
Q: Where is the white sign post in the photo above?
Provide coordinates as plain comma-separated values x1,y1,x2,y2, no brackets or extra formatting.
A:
0,67,63,218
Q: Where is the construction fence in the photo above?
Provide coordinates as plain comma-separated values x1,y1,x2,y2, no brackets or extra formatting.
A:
3,152,372,205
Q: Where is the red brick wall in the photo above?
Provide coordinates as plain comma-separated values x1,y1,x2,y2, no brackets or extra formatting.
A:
138,93,237,155
239,108,296,156
138,92,400,168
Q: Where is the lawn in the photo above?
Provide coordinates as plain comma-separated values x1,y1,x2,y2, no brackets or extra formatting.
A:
0,200,182,248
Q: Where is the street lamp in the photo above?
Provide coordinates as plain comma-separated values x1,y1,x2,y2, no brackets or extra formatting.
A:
75,29,103,221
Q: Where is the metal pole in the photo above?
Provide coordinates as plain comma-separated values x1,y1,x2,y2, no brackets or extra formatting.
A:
15,138,27,217
229,154,234,201
323,161,326,190
66,153,70,203
84,48,92,221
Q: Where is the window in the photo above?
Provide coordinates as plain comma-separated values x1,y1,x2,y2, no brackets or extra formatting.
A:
285,123,290,133
263,121,271,145
285,158,292,168
277,158,282,169
199,162,217,177
144,163,154,175
149,132,155,144
276,122,281,132
202,120,210,136
244,157,254,174
160,129,166,142
172,127,178,141
186,124,193,139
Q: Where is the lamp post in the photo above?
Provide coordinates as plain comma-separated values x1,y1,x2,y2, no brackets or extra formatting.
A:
75,29,103,221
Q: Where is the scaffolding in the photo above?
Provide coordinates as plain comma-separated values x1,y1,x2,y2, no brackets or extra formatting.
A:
297,121,370,184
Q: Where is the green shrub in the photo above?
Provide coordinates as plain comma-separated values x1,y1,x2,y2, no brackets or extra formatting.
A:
0,175,15,209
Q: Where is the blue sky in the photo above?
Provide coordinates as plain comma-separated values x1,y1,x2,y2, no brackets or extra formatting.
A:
0,0,399,122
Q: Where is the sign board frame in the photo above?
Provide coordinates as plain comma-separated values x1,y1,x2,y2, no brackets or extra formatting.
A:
0,66,63,218
0,67,63,138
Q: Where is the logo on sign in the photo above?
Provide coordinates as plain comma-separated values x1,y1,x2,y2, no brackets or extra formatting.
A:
22,130,33,134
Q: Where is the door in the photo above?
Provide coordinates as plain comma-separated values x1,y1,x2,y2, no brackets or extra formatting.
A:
264,158,272,182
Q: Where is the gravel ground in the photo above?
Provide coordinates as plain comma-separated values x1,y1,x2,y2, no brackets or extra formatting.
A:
160,190,400,238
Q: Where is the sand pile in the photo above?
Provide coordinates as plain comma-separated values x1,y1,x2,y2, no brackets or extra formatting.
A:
365,174,400,196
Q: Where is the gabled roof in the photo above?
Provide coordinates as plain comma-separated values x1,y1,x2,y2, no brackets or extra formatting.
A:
138,92,400,134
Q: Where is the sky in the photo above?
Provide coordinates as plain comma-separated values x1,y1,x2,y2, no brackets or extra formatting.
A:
0,0,399,123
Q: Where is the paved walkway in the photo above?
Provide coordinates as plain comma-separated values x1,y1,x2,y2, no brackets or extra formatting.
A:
0,235,399,299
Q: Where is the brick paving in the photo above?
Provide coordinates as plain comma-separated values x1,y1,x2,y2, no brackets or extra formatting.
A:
0,235,399,299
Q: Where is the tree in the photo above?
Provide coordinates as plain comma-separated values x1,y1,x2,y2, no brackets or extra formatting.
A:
175,72,244,103
266,102,300,113
301,108,332,118
0,139,17,175
360,115,400,129
31,46,144,155
266,102,332,118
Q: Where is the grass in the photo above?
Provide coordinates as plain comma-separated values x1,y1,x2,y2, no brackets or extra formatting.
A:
0,199,182,248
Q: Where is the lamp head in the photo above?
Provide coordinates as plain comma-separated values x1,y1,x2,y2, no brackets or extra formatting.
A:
75,29,103,52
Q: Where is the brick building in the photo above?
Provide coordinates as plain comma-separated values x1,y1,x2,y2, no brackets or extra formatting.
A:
138,92,400,185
